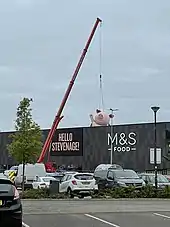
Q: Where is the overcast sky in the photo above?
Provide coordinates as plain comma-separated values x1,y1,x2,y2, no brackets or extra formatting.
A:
0,0,170,131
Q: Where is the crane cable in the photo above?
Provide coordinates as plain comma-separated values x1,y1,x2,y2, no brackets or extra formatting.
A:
98,21,105,111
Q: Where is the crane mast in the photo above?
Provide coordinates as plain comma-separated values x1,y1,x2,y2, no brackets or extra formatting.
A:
37,17,102,164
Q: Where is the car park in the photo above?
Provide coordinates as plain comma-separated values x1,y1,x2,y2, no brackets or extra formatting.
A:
59,172,98,198
0,173,22,227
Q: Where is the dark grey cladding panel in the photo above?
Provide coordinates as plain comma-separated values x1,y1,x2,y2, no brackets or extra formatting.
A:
164,122,170,169
83,123,167,171
114,123,166,171
0,131,15,165
82,126,110,170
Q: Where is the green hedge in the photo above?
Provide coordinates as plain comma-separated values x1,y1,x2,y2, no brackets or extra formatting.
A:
92,186,170,199
21,188,67,199
21,186,170,199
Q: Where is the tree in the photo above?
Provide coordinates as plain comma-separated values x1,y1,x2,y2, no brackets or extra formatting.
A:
7,97,43,192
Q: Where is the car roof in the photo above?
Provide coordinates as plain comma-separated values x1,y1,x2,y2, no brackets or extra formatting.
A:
95,164,123,171
64,171,78,175
73,172,93,175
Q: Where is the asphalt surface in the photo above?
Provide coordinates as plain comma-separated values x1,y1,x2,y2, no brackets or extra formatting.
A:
22,199,170,227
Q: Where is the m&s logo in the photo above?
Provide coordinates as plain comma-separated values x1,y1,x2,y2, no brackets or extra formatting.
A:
108,132,137,152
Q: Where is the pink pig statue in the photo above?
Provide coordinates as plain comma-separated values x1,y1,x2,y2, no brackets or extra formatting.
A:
90,109,114,127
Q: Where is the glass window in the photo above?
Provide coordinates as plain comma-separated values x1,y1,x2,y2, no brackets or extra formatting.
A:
66,175,72,181
166,130,170,139
0,179,13,191
107,171,114,179
74,174,93,180
42,177,56,182
114,170,139,179
141,175,147,181
148,175,169,183
61,175,68,182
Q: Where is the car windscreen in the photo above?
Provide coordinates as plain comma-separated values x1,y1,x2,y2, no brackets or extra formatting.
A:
114,170,139,179
42,177,56,182
10,166,18,170
0,179,13,192
149,175,169,183
53,175,64,180
74,174,94,180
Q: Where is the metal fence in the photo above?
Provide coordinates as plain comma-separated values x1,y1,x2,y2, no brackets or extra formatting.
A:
145,169,170,175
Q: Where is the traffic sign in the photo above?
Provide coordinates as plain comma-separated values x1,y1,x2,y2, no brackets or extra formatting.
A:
150,148,162,164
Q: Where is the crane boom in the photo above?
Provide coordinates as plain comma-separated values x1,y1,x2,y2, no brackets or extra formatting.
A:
37,17,102,163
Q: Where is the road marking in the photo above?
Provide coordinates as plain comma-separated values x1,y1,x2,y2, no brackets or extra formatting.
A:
153,213,170,219
85,214,120,227
22,222,30,227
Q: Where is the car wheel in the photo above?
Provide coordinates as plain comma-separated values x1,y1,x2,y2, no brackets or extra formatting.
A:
67,188,74,198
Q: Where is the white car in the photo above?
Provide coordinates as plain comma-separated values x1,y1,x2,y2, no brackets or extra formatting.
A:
32,176,57,189
59,172,98,198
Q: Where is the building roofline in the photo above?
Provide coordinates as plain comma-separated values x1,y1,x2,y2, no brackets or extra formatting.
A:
1,121,170,134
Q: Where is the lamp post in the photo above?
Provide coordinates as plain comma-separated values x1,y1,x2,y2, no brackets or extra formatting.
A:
109,108,119,164
151,106,160,190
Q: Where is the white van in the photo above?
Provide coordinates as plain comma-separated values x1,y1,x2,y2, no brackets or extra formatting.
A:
15,163,46,189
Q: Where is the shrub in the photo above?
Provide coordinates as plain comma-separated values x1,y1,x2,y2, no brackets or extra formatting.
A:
92,186,170,199
21,188,67,199
21,186,170,199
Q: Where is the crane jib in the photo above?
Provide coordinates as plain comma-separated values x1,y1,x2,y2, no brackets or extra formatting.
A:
37,18,102,165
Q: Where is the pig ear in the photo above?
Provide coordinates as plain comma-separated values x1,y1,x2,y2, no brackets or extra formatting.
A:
96,109,101,113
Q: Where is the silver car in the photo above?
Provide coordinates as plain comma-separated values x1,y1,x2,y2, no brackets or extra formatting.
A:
139,173,170,188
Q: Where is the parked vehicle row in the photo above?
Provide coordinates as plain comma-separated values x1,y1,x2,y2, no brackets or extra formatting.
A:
3,163,170,193
32,171,98,198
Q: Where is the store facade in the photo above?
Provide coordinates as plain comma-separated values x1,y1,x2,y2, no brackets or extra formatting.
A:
1,122,170,172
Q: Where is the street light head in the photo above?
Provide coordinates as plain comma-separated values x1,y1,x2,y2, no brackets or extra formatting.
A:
151,106,160,113
109,108,119,112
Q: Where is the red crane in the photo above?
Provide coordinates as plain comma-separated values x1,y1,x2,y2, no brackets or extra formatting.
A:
37,18,102,171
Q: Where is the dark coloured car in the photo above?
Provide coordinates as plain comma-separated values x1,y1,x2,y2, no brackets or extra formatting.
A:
0,174,22,227
95,167,145,189
105,169,145,189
